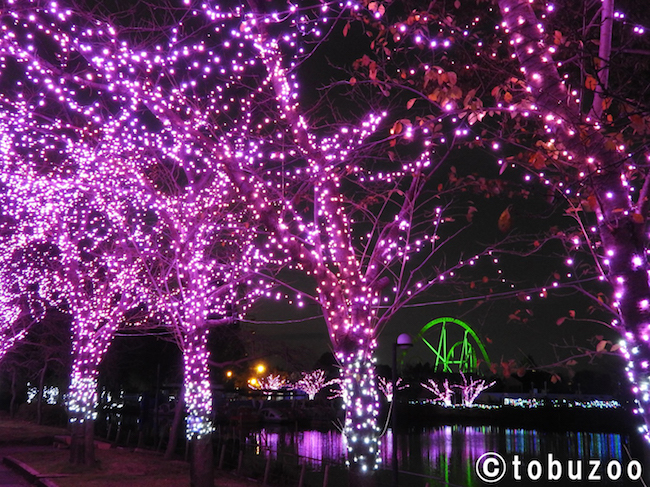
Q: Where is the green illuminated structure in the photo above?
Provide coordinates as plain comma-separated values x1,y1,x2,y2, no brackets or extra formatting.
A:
416,317,491,374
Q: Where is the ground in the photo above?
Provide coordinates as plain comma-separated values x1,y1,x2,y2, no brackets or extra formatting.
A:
0,417,259,487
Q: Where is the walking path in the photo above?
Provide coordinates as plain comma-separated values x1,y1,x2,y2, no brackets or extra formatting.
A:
0,463,29,487
0,445,58,487
0,448,32,487
0,442,261,487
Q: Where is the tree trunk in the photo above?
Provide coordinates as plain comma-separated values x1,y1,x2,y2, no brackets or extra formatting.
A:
190,433,214,487
69,420,84,466
9,367,17,418
591,0,614,119
36,363,47,425
69,418,96,466
164,396,185,459
67,340,99,466
336,332,381,479
348,468,378,487
184,324,214,486
594,172,650,441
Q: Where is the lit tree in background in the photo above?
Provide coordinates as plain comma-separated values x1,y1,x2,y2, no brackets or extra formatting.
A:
249,373,288,392
421,375,493,407
377,376,407,403
421,378,455,407
457,373,495,407
295,369,336,400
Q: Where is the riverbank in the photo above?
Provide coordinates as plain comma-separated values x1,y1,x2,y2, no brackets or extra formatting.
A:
398,402,639,434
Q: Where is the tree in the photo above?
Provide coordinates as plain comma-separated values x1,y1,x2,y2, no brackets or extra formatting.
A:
457,373,495,407
496,0,650,441
126,143,264,486
421,378,455,406
295,369,337,400
250,373,288,392
0,1,550,483
0,107,149,464
342,0,650,440
228,4,552,479
377,376,407,402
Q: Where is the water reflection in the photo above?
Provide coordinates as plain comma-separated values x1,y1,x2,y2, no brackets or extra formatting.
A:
245,425,641,486
250,429,347,466
392,425,500,486
505,428,540,454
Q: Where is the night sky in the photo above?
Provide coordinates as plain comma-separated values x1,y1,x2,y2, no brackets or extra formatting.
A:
245,271,623,376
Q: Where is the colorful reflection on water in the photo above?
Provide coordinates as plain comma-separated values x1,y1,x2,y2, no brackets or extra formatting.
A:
245,425,645,486
250,428,347,465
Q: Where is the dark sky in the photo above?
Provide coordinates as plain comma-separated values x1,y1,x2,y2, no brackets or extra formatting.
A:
245,279,623,377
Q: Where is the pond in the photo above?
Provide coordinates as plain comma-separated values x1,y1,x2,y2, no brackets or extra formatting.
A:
242,424,650,486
